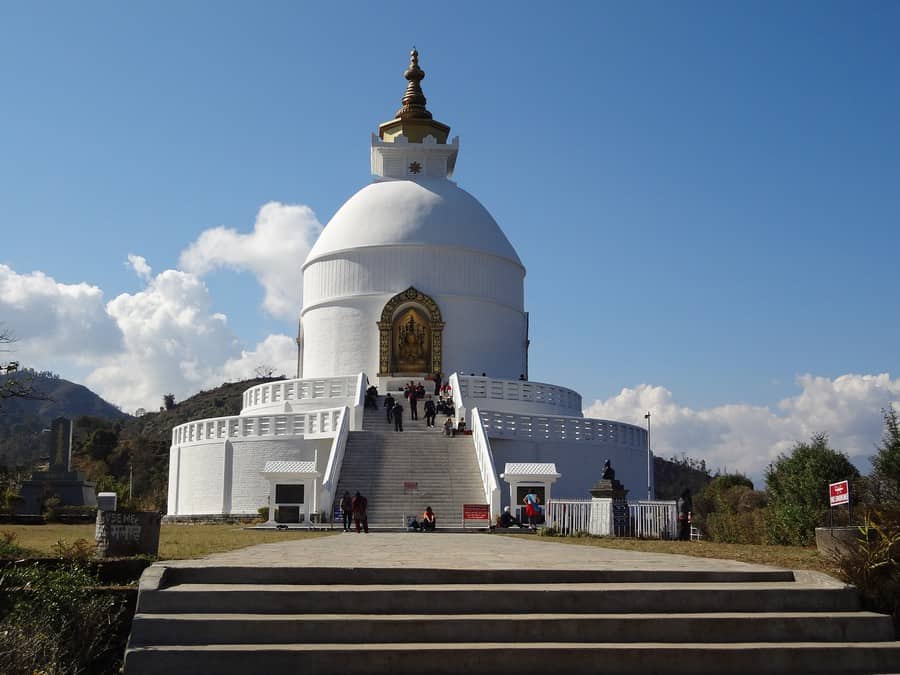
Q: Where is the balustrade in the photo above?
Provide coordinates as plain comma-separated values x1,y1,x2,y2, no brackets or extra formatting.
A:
171,407,344,447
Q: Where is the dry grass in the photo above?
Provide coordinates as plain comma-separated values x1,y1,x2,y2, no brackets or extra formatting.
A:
527,534,839,575
1,522,336,560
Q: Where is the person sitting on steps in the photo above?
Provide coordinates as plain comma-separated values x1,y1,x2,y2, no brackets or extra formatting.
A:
499,505,525,528
422,506,436,532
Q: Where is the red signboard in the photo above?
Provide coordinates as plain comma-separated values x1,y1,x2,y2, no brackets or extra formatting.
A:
829,480,850,507
463,504,490,521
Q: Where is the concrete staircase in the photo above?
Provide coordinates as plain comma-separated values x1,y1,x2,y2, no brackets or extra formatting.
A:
125,565,900,674
333,397,485,527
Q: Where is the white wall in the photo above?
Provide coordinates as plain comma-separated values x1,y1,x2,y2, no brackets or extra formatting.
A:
490,438,654,510
302,294,527,381
167,437,333,517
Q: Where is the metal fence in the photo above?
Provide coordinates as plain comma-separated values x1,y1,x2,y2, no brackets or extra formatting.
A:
546,498,677,539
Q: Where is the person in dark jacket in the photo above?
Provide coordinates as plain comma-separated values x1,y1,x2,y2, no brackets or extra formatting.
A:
393,401,404,432
423,397,436,427
384,393,395,423
339,491,353,532
351,491,368,534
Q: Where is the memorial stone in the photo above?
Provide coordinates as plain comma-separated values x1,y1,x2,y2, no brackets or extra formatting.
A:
95,510,161,557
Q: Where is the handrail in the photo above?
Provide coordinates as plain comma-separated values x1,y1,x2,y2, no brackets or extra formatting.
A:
171,407,344,447
350,372,367,431
241,375,361,414
471,407,501,518
319,406,350,515
448,372,466,425
476,409,647,447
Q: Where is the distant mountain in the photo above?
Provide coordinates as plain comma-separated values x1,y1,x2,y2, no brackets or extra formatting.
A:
0,371,128,424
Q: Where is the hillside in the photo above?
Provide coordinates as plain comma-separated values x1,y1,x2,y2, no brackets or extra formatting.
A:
68,376,282,508
0,371,129,469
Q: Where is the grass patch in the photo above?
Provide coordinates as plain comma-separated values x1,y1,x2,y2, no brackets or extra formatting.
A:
517,534,838,575
2,523,336,560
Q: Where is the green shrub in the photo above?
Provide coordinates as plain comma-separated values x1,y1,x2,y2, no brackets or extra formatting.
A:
765,433,860,545
0,561,129,674
694,475,767,544
836,510,900,629
0,530,32,560
257,506,269,521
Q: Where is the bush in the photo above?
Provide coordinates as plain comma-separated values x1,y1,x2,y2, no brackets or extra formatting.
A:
51,538,97,561
0,561,129,674
836,509,900,629
0,530,31,560
257,506,269,521
694,475,767,544
765,433,860,545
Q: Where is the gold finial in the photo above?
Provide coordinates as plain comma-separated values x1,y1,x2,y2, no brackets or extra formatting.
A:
397,47,432,120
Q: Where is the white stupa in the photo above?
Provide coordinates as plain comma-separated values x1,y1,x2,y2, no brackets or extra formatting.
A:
166,50,652,525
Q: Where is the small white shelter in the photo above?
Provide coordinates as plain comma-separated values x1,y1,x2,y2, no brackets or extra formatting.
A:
500,462,561,520
260,461,321,525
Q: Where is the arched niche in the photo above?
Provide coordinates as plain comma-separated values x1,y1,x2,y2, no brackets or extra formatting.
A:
377,287,444,376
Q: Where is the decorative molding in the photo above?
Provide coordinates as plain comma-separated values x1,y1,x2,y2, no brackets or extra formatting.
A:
377,287,444,376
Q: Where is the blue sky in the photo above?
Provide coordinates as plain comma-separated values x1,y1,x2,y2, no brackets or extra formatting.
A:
2,2,898,480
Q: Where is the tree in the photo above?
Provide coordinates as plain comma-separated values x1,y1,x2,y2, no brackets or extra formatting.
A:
0,325,47,407
870,407,900,503
694,474,766,544
162,393,176,411
765,432,861,545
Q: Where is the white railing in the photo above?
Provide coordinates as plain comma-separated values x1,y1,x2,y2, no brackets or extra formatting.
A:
449,372,466,423
545,499,594,534
455,375,582,415
477,410,647,446
471,408,501,518
319,406,350,515
545,498,677,539
349,372,367,431
630,500,678,539
171,407,344,447
241,375,361,413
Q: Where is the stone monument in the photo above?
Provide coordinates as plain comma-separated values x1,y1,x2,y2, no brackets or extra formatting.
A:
17,417,97,516
589,459,629,536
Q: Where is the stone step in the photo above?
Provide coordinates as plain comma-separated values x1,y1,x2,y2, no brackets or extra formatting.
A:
136,583,859,615
129,611,893,646
124,641,900,675
156,566,796,586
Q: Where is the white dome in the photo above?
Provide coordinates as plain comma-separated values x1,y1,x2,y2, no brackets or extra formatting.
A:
304,178,522,268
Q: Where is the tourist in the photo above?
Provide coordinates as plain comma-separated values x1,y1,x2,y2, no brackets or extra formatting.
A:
406,514,420,531
409,389,419,420
433,372,441,396
339,490,353,532
393,400,404,432
423,396,436,427
678,488,693,541
422,506,436,531
352,491,369,534
443,416,453,437
457,418,466,434
499,505,524,528
384,393,395,422
519,373,526,381
523,490,541,530
365,384,378,408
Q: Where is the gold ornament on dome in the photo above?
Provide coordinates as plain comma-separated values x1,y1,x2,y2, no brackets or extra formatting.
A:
377,287,444,376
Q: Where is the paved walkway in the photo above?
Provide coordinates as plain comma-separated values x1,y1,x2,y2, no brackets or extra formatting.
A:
166,533,788,573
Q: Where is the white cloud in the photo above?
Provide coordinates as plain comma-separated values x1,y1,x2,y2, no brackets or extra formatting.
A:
0,264,122,365
126,254,152,281
85,269,243,411
179,202,322,321
584,374,900,486
217,334,297,384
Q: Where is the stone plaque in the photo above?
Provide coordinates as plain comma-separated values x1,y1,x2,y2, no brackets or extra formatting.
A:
95,510,161,557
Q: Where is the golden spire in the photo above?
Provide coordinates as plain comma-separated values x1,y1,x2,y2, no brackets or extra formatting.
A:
397,48,432,120
379,48,450,143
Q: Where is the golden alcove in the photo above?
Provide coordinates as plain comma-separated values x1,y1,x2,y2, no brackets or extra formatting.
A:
377,287,444,376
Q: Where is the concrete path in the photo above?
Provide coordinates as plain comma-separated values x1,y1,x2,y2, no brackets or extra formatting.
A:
165,532,789,573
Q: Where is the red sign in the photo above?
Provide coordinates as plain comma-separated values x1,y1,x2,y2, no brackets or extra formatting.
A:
829,480,850,507
463,503,490,521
